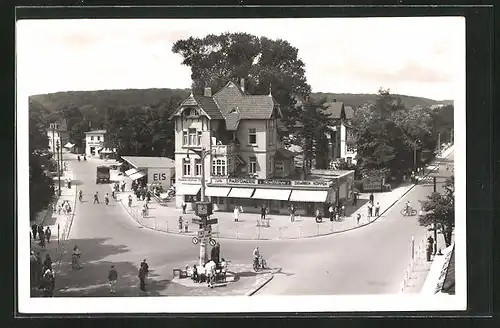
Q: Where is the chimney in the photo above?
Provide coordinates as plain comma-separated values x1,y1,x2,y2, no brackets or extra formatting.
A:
204,87,212,97
240,78,245,93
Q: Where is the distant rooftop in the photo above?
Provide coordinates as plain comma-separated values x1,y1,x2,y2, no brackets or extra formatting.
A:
85,130,107,134
121,156,175,169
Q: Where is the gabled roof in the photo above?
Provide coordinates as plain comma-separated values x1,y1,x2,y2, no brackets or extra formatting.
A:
324,102,344,119
85,129,107,134
170,93,224,120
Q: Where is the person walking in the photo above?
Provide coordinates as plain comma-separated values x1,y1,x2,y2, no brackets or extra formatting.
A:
211,242,221,264
43,254,53,272
352,193,358,206
356,213,361,225
128,194,133,207
141,259,150,284
182,202,187,214
108,265,118,293
178,216,183,233
93,191,100,204
375,202,380,217
367,203,373,217
104,193,110,205
233,205,240,222
289,204,296,222
138,266,147,292
369,193,374,205
38,230,46,248
260,204,267,221
31,223,38,240
328,205,334,222
42,268,55,297
37,225,44,241
45,226,51,244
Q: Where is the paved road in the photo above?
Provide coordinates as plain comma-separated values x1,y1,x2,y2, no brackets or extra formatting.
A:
57,152,453,296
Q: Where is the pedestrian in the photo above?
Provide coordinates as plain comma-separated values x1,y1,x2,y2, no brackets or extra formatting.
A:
233,205,240,222
375,202,380,217
42,268,55,297
43,254,52,272
93,191,99,204
367,203,372,217
352,193,358,206
182,202,187,214
30,251,38,287
369,193,374,205
289,204,296,222
356,213,361,225
138,266,147,292
108,265,118,293
205,259,216,288
146,190,151,202
327,205,333,222
341,205,346,218
45,226,51,244
105,193,109,205
121,181,126,192
37,225,44,241
184,220,189,232
141,259,149,282
211,242,220,264
178,216,183,233
128,194,133,207
31,223,38,240
260,204,267,221
65,203,72,214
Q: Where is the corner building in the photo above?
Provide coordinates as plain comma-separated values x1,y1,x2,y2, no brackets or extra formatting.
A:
171,79,354,216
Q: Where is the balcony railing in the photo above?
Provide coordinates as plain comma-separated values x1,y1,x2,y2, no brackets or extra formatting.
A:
211,143,238,156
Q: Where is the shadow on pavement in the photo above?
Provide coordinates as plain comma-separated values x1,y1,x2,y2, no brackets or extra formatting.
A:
37,237,173,297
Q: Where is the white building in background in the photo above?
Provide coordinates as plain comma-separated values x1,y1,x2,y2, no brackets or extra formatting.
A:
84,130,106,157
47,121,68,154
324,100,358,166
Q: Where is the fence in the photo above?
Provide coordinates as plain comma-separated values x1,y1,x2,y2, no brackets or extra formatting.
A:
399,236,428,293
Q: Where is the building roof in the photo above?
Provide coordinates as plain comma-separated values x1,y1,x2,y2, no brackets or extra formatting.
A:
171,80,280,125
121,156,175,169
85,130,107,134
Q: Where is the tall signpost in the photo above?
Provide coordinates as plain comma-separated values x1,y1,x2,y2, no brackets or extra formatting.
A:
186,147,216,267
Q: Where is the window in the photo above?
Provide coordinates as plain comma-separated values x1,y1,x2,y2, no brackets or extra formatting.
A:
91,136,94,141
346,157,352,165
183,158,191,176
275,161,284,174
248,128,257,145
212,159,226,176
197,131,202,146
97,136,100,141
182,131,188,146
188,128,197,145
249,156,257,174
195,158,202,176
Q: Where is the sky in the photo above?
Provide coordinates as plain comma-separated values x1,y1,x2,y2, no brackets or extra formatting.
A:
16,17,464,101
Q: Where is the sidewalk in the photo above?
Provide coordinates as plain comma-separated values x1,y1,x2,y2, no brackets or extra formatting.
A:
30,154,78,296
112,145,454,241
112,178,413,240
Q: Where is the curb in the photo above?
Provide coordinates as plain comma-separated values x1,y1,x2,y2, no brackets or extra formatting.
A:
245,274,274,296
115,148,454,242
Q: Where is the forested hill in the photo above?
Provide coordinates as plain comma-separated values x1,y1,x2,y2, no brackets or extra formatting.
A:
311,92,453,110
29,88,452,112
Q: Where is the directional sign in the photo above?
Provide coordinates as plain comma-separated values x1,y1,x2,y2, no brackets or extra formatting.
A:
192,218,203,224
191,236,199,245
198,230,211,238
206,218,218,225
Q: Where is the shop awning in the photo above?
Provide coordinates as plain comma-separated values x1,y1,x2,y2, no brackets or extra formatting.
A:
205,187,231,197
125,168,138,176
227,188,255,198
129,171,146,181
177,184,201,196
252,188,291,201
289,190,328,203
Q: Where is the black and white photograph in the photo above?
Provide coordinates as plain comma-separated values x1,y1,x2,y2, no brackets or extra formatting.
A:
17,16,466,313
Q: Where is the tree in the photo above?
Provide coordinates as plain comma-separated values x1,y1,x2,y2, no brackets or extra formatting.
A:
172,32,311,125
419,175,455,247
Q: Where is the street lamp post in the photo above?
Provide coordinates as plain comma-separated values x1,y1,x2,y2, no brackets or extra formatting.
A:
55,140,61,196
186,147,214,267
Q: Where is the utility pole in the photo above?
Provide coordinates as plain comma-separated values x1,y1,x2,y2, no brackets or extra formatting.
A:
437,132,441,155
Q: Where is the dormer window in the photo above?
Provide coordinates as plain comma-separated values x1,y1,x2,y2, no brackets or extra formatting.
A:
184,107,199,117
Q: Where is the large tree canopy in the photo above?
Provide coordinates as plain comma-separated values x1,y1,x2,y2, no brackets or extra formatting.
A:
172,32,312,125
352,89,438,178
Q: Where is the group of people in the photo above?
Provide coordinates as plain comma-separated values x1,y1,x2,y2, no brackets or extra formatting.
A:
113,181,127,193
93,191,111,205
106,259,150,294
30,251,55,297
367,193,381,217
56,200,72,215
31,223,52,248
190,242,226,288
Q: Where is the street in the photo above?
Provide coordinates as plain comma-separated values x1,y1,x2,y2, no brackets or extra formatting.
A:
54,152,453,296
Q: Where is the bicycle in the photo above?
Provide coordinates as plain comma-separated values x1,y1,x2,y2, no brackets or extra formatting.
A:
400,207,417,216
253,256,268,272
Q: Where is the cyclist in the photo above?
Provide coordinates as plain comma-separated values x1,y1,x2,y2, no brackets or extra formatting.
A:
253,246,260,267
405,201,411,215
78,190,83,202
